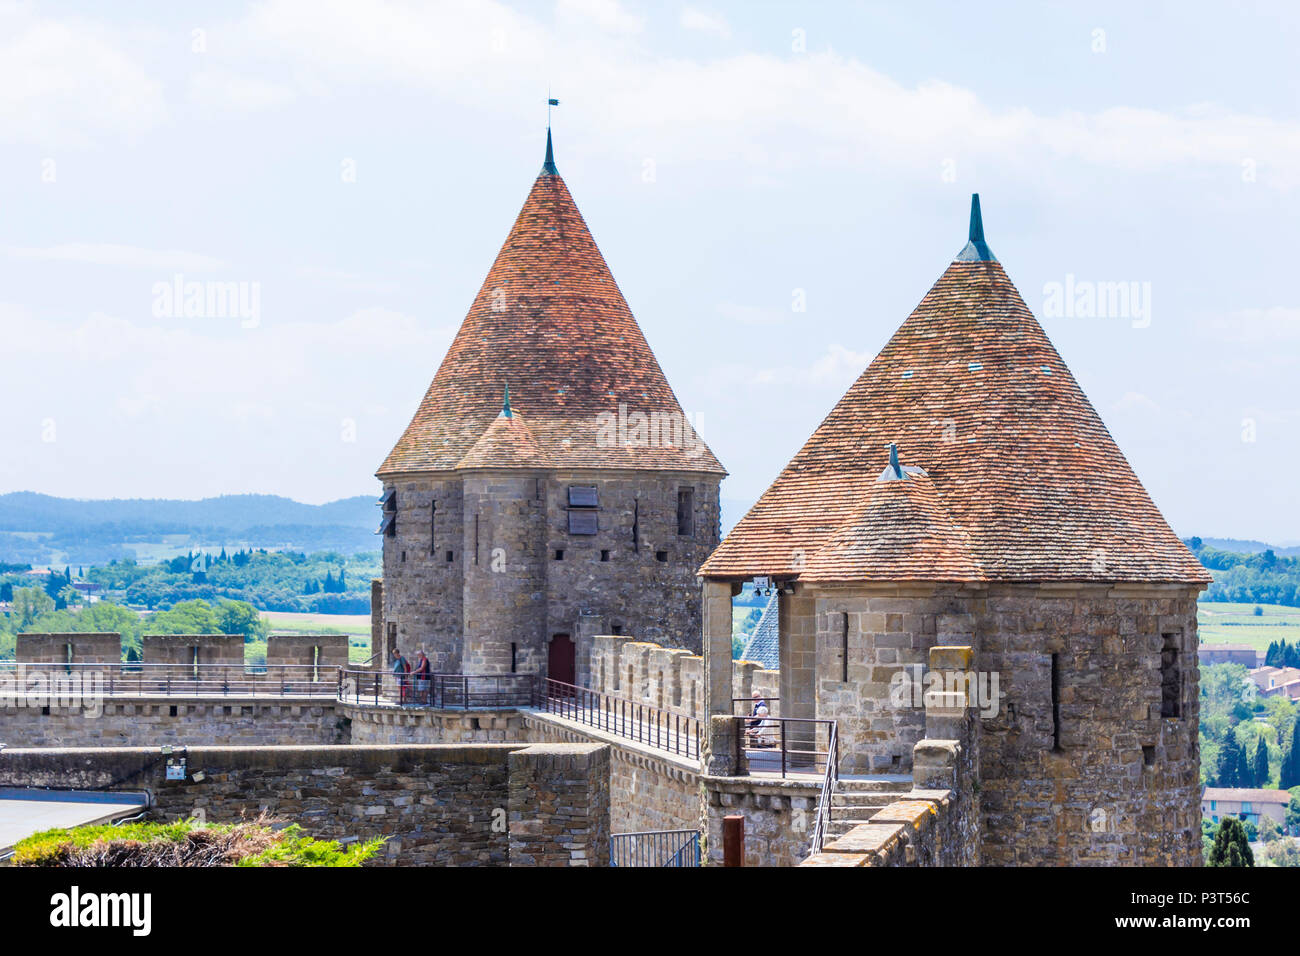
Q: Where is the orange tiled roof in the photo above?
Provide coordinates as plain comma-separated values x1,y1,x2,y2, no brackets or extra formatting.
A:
455,409,551,470
378,149,724,478
1201,787,1291,804
798,473,982,583
702,200,1209,585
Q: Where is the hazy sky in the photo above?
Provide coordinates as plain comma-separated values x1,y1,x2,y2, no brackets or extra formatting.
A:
3,1,1298,542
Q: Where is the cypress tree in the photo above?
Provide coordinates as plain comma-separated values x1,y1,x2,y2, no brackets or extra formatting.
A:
1236,744,1253,792
1218,735,1244,787
1281,722,1300,790
1207,818,1254,867
1253,736,1270,788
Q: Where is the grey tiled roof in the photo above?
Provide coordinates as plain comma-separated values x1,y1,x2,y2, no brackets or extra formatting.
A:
739,594,779,670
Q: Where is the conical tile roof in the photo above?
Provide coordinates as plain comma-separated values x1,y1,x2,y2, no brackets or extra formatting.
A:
378,139,724,478
455,407,551,470
702,197,1208,585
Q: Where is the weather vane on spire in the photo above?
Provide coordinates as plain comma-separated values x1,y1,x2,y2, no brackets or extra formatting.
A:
542,93,560,175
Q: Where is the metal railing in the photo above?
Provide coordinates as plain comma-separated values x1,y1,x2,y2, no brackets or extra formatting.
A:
610,829,701,867
0,662,338,697
541,679,701,760
732,715,836,778
337,668,536,709
811,721,839,854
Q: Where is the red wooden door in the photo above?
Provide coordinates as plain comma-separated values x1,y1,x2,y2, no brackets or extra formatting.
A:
548,634,575,686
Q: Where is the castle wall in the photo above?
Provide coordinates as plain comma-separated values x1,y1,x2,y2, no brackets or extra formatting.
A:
587,634,778,721
541,472,721,657
806,584,961,774
265,634,350,671
343,703,528,744
16,632,122,665
794,581,1203,866
975,584,1202,866
0,743,611,867
702,776,820,867
508,743,611,866
0,698,346,748
142,634,244,667
380,477,465,671
522,713,701,834
380,470,721,680
462,471,547,674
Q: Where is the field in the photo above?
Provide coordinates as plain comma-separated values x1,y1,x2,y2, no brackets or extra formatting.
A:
1198,601,1300,652
259,611,372,663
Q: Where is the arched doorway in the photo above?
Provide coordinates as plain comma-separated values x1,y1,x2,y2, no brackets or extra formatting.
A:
548,633,575,687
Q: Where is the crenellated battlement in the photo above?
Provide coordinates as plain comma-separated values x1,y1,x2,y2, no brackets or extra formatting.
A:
13,632,349,669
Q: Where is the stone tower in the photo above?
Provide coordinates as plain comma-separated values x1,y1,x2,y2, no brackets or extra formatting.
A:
376,131,726,683
700,195,1210,865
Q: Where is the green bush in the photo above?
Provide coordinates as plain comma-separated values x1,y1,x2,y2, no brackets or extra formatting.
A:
13,817,383,867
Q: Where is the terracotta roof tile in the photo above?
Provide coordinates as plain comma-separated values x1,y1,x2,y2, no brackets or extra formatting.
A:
378,165,724,478
455,409,551,469
702,233,1209,585
799,473,982,583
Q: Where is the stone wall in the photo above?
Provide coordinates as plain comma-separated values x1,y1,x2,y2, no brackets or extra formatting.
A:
806,586,954,774
0,698,347,748
380,470,722,678
521,712,702,834
343,702,528,744
800,653,980,868
508,743,610,866
266,634,350,671
702,774,820,867
0,743,610,866
974,583,1202,866
800,793,961,867
381,476,467,672
786,582,1202,866
588,634,778,720
16,633,121,664
143,634,244,667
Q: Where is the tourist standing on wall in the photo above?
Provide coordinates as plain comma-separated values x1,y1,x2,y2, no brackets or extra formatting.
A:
392,649,410,704
412,649,432,705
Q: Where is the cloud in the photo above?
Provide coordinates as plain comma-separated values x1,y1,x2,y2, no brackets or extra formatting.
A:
0,303,451,495
680,8,731,39
718,344,873,389
4,244,229,272
188,69,298,111
0,10,167,146
557,0,645,34
220,0,1300,191
1198,307,1300,344
715,301,790,326
1112,391,1162,415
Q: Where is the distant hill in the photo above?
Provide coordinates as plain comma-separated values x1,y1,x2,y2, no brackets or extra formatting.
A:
1192,537,1300,557
0,492,378,565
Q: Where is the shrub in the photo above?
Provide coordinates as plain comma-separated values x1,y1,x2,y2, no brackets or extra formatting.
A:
13,816,383,867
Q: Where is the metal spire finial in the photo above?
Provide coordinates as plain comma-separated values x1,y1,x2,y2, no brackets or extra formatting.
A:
542,95,560,175
955,193,997,262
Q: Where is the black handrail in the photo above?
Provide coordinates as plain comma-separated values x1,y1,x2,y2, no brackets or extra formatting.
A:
540,678,701,760
336,668,536,709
